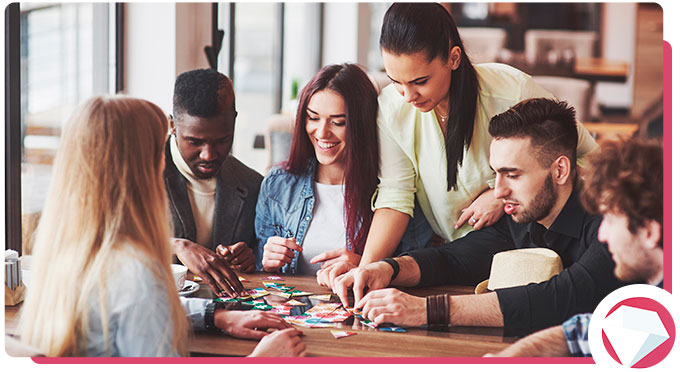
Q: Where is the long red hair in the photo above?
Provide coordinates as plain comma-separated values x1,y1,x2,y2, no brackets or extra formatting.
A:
286,64,379,254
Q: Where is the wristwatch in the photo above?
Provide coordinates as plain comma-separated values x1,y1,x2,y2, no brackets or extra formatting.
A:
204,301,227,332
379,258,400,283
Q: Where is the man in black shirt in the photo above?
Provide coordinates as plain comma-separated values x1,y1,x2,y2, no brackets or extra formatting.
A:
334,98,628,333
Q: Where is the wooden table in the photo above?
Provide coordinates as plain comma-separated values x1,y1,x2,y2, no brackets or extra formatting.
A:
583,122,639,142
509,58,629,84
5,273,519,357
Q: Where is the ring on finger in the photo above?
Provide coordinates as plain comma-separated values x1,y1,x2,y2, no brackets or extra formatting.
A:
470,217,477,224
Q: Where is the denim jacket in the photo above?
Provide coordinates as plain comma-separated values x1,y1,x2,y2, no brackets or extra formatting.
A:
254,160,353,273
254,160,434,273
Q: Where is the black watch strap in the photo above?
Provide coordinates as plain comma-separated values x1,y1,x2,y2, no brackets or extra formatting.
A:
379,258,400,283
204,301,225,332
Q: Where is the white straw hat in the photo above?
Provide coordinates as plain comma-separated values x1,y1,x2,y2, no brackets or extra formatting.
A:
475,248,564,294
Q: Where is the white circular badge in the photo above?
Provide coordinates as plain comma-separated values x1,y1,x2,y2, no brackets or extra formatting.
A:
588,284,676,369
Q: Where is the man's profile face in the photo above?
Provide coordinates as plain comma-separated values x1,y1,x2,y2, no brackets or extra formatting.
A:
172,110,236,179
598,212,652,282
490,137,557,225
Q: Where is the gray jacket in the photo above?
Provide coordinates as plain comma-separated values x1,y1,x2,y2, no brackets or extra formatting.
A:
163,140,263,250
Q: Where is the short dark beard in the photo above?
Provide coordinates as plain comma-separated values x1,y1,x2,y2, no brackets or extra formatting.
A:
513,174,556,224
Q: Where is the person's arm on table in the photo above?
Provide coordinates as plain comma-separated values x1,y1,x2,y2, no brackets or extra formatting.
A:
485,325,569,357
183,297,305,357
337,221,514,326
316,208,409,287
172,238,245,297
354,286,503,328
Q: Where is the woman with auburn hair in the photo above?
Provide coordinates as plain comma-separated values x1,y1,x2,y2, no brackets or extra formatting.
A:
324,3,600,286
20,96,305,357
255,63,379,279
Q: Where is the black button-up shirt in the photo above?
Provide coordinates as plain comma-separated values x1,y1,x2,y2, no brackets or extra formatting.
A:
408,189,628,333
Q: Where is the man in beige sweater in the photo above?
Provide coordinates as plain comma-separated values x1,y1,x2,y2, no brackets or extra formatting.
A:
165,69,262,297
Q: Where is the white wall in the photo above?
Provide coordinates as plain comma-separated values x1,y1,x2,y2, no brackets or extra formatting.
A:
282,3,321,109
322,3,360,66
595,3,637,108
124,3,176,113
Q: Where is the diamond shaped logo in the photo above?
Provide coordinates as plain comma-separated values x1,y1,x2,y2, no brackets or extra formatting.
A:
590,287,676,369
602,305,670,367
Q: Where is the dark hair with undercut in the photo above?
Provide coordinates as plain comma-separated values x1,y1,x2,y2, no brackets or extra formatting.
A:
287,63,379,254
581,138,663,245
173,68,235,119
488,98,578,173
380,2,479,191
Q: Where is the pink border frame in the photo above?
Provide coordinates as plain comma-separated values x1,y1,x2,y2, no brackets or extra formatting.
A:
26,40,674,366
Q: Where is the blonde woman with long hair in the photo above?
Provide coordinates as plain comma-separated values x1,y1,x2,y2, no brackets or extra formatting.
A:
19,96,305,357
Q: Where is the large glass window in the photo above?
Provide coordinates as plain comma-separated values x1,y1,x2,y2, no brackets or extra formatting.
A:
20,3,115,215
221,3,280,175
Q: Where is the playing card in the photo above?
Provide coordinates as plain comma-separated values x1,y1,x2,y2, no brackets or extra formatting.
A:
331,330,357,339
309,294,332,301
246,288,270,298
284,299,306,306
378,326,406,332
270,291,292,299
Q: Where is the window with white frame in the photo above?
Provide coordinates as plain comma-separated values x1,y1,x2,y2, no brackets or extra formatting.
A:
19,3,116,215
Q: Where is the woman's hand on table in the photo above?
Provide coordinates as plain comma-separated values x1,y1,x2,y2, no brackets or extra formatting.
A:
172,238,245,298
455,188,504,230
248,328,306,357
214,310,292,340
262,236,302,272
316,261,357,287
356,288,427,327
310,247,361,268
332,261,394,307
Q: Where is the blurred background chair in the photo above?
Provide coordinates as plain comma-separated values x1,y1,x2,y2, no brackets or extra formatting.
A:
525,30,599,120
524,29,598,65
458,27,507,63
264,114,295,171
532,76,593,122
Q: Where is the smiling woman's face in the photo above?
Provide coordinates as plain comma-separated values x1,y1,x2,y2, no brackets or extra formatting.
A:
382,49,453,114
305,89,348,170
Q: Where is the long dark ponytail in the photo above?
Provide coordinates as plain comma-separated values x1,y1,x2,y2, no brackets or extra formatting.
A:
380,3,478,191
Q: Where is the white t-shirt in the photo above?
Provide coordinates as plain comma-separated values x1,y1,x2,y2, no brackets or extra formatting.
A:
298,182,346,275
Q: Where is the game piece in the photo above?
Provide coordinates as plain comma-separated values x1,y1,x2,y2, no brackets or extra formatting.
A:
360,319,378,328
214,297,239,303
262,282,286,288
270,291,292,299
193,275,203,282
238,276,249,282
331,330,357,339
252,303,273,311
378,326,406,332
288,290,313,297
242,299,265,306
346,307,363,316
274,285,295,291
246,288,270,298
309,294,332,301
284,299,306,306
269,306,292,315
